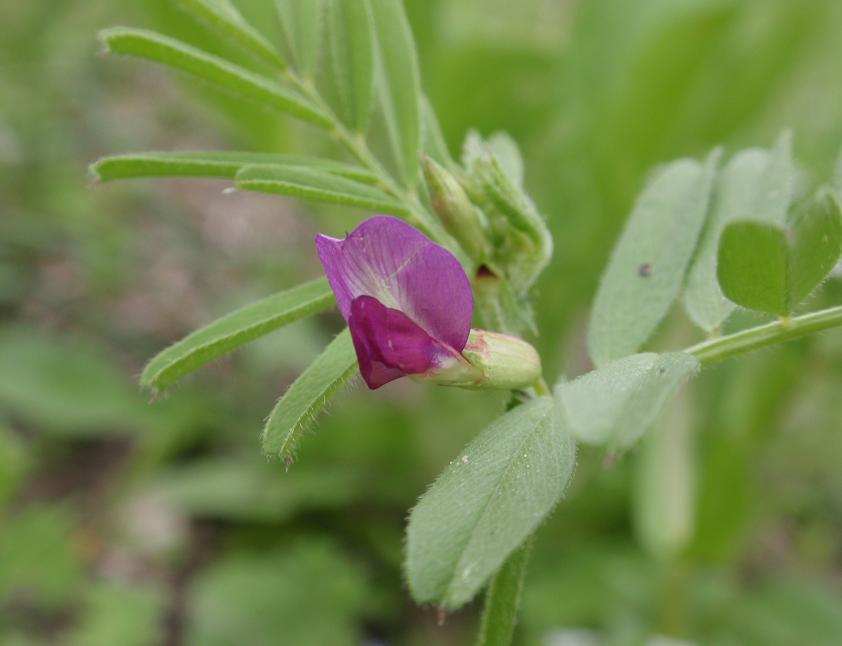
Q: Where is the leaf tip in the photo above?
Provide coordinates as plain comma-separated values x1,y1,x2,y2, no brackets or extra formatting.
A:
139,365,163,398
87,161,105,186
96,27,120,54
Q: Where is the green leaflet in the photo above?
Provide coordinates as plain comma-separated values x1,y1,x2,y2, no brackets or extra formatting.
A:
588,151,719,367
176,0,285,68
485,132,525,189
370,0,422,187
557,352,700,449
406,397,576,609
275,0,325,79
718,221,789,316
421,96,454,169
235,164,408,214
717,192,842,316
684,133,796,332
262,329,358,465
462,128,527,187
326,0,375,133
99,27,330,128
90,151,377,185
141,279,335,392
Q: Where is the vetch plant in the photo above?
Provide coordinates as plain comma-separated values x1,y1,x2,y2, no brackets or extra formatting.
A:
91,1,842,644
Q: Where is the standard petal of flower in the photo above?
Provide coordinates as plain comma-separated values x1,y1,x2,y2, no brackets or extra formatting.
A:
315,216,473,352
349,296,464,389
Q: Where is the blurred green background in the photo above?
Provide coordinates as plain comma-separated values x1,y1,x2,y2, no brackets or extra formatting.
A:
3,0,842,644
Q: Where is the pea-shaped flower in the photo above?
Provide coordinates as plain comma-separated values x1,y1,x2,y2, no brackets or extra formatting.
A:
316,216,541,391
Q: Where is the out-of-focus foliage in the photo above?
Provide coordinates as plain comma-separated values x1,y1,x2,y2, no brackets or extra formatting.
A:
2,0,842,644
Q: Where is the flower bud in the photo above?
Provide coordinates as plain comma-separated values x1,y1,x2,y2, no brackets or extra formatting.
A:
422,156,489,262
460,329,542,390
468,156,553,290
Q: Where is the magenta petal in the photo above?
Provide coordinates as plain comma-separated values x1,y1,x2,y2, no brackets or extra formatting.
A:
315,216,473,352
349,295,459,389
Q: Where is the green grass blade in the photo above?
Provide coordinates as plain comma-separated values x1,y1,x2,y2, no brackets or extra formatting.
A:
176,0,285,68
235,164,409,215
90,151,377,184
262,328,358,465
370,0,422,187
141,279,335,392
99,27,330,128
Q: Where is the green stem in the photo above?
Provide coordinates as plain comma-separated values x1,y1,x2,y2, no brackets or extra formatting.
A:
282,71,456,248
475,538,533,646
683,305,842,365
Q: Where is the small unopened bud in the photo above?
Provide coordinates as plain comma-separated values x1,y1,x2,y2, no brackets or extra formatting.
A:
460,329,541,390
422,156,488,261
469,156,553,289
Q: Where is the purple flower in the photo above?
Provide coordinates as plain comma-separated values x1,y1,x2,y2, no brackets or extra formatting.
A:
316,216,479,389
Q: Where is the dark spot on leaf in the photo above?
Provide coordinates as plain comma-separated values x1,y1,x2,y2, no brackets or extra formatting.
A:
638,263,653,278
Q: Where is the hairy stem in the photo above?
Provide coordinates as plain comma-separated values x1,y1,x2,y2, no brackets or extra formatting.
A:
475,538,533,646
684,305,842,365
